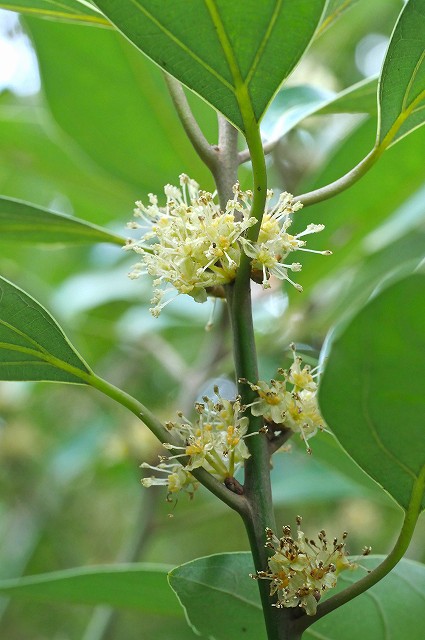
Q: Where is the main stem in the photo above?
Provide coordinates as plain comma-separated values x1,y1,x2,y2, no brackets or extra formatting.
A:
222,119,295,639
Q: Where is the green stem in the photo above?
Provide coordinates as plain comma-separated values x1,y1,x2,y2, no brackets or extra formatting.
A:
294,465,425,635
164,74,219,174
226,121,295,639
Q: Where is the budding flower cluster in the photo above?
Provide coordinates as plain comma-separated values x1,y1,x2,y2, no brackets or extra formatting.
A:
242,345,326,452
140,389,251,499
125,175,330,316
251,517,355,616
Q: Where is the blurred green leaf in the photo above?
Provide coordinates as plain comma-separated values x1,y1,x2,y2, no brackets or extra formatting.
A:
378,0,425,147
262,76,377,139
318,76,378,116
271,446,367,504
0,196,124,245
0,101,137,225
92,0,326,131
319,273,425,511
0,564,182,615
169,552,425,640
0,276,91,383
0,0,109,26
317,0,361,35
26,17,214,194
292,119,425,293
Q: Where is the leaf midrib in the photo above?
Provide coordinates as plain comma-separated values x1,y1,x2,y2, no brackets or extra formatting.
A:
129,0,234,91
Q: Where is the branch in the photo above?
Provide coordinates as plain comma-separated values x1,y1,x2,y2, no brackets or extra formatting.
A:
164,74,218,173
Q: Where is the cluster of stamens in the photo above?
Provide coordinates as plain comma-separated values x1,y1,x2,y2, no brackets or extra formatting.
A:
251,517,356,615
125,175,330,316
140,387,251,499
241,344,326,452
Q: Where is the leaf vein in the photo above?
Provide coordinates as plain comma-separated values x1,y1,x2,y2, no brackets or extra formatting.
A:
128,0,234,91
245,0,282,85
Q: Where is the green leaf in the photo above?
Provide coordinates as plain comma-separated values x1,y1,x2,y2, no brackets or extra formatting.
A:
0,564,182,616
169,552,425,640
317,0,361,36
0,96,137,227
262,76,377,139
378,0,425,148
92,0,326,131
26,17,214,194
0,196,124,245
317,75,378,116
169,553,264,640
319,273,425,511
0,276,92,383
0,0,109,26
292,118,425,293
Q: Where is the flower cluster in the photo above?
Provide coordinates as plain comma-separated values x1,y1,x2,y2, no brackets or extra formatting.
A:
125,175,256,316
251,517,356,615
125,176,330,316
240,190,331,291
242,345,326,453
140,389,251,499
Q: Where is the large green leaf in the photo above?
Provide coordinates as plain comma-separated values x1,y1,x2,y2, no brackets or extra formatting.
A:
26,17,214,194
169,552,425,640
0,196,124,245
169,553,264,640
378,0,425,147
319,273,425,511
0,564,181,615
92,0,326,131
0,276,91,383
0,0,109,26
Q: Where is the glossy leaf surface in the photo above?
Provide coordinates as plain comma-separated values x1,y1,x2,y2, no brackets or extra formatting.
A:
378,0,425,147
92,0,326,130
0,0,108,25
319,273,425,511
0,196,124,245
0,276,91,383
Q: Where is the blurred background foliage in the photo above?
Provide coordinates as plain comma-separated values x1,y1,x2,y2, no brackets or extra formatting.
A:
0,0,424,638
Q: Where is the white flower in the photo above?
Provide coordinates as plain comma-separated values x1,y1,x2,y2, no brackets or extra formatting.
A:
251,517,356,615
140,389,253,498
125,175,256,316
240,191,331,291
125,179,330,316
